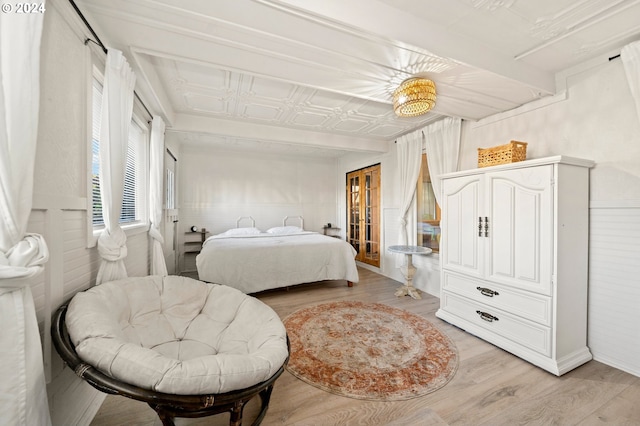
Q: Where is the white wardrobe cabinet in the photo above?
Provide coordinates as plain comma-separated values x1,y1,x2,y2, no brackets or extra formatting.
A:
436,156,594,375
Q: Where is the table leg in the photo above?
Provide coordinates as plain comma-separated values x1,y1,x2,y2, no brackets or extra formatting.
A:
395,253,422,300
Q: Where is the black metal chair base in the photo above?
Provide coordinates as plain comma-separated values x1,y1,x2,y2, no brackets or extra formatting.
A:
51,303,289,426
149,382,275,426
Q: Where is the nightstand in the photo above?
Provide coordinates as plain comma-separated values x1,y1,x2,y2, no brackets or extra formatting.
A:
183,229,209,272
322,226,341,238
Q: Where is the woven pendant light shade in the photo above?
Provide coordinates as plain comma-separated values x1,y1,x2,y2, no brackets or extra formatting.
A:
393,78,436,117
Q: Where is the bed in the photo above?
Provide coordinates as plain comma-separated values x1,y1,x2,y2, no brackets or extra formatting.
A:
196,216,359,294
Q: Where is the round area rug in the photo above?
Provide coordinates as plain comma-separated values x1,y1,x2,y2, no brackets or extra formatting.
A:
283,301,458,401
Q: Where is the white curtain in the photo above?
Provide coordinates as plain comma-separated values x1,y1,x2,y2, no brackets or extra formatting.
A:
396,129,423,255
149,116,168,276
0,8,52,426
95,50,136,285
621,40,640,126
423,117,462,207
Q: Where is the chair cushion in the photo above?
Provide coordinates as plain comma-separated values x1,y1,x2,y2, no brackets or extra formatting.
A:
66,275,288,395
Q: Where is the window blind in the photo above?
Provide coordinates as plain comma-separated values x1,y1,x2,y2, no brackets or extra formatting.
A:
91,78,140,226
121,124,141,223
92,80,103,226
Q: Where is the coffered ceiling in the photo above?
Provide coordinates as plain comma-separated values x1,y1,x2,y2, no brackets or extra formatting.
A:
75,0,640,157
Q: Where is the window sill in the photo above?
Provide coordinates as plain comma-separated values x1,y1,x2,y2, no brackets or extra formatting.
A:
88,222,150,248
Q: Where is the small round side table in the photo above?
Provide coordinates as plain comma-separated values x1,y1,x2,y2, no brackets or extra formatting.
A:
388,245,433,300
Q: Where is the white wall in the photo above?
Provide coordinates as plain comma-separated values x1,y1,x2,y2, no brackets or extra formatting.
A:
33,1,152,424
176,142,340,272
458,58,640,377
459,61,640,199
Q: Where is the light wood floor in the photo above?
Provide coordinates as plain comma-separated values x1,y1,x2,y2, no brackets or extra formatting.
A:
90,268,640,425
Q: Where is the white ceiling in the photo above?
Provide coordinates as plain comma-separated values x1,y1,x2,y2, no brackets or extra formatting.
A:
76,0,640,157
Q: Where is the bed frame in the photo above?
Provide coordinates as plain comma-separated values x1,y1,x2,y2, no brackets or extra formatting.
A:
236,216,256,228
235,215,305,230
282,215,304,229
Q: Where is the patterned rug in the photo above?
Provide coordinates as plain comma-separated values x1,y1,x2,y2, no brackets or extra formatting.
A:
283,301,458,401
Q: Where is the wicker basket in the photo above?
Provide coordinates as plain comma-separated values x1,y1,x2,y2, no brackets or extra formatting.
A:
477,140,527,168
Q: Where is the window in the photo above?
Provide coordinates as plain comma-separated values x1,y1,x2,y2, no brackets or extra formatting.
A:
417,153,440,252
166,168,175,210
91,76,148,230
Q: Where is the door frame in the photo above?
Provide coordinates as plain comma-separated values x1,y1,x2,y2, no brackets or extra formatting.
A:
346,163,381,268
164,148,178,274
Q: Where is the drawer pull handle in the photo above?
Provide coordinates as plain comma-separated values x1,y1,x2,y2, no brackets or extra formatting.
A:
476,286,499,297
476,310,499,322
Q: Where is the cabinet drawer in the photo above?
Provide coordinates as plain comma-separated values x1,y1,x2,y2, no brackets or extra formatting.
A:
440,291,551,357
442,272,551,326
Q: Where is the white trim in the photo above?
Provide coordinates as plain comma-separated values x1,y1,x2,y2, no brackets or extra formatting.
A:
555,47,624,92
470,91,567,128
32,195,87,211
130,113,151,226
86,66,102,248
76,393,107,426
593,354,640,379
441,155,594,179
90,221,150,247
355,261,382,275
513,1,640,62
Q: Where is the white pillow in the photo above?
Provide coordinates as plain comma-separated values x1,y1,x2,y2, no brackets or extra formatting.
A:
219,227,262,236
266,225,303,235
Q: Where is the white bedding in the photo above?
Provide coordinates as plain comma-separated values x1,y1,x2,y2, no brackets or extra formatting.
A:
196,231,359,293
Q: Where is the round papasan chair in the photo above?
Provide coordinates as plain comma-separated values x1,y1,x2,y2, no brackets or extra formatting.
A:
51,275,289,426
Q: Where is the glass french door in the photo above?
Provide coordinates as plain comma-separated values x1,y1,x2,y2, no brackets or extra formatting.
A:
346,164,380,267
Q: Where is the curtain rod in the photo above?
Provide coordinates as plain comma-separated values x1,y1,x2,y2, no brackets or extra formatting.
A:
69,0,153,120
394,129,425,143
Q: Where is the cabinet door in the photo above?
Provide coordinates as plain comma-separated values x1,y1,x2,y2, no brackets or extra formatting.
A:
486,165,553,295
441,174,484,278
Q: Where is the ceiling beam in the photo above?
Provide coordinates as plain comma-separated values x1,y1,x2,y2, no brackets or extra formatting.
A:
170,114,390,154
261,0,556,94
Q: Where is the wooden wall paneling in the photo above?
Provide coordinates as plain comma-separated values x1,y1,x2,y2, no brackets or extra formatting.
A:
43,208,64,383
588,202,640,376
62,209,99,300
124,232,150,278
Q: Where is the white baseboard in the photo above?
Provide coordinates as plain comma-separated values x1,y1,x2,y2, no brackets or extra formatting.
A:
49,368,107,426
593,354,640,379
72,392,106,426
